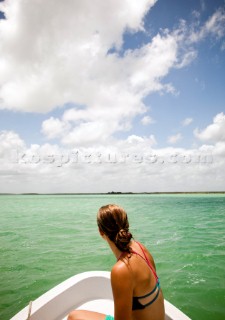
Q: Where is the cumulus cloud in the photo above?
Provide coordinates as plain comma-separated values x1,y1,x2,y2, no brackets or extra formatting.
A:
47,28,188,146
182,117,193,126
1,129,224,193
141,115,155,125
41,117,71,140
0,2,225,193
0,0,202,147
0,130,25,157
126,134,156,146
194,112,225,143
0,0,195,148
0,0,157,112
167,133,182,144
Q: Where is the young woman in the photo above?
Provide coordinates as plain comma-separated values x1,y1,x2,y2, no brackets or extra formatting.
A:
68,204,165,320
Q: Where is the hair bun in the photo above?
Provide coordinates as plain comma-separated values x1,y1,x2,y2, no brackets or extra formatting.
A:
118,228,128,238
115,228,132,252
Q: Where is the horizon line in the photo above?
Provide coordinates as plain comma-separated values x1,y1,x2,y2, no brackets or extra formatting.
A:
0,191,225,195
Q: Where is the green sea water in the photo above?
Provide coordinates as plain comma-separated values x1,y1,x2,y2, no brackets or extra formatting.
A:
0,194,225,320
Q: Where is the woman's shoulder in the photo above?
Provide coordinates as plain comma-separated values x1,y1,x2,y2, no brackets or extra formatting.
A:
111,254,133,279
111,257,134,291
112,256,128,273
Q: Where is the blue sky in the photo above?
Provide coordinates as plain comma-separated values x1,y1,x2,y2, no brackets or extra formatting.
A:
0,0,225,193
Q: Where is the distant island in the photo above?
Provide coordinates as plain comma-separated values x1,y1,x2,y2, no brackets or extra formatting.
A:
0,191,225,195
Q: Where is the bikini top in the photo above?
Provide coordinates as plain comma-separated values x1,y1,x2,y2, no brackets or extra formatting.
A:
118,241,160,310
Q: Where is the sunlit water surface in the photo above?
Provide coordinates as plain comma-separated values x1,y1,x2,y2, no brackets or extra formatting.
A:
0,194,225,320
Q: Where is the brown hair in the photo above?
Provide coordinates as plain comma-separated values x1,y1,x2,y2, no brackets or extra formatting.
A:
97,204,133,252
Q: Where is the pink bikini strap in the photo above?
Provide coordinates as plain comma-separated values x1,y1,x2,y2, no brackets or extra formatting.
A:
135,241,158,280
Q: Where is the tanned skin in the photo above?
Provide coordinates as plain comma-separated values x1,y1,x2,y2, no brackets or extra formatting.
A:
68,232,165,320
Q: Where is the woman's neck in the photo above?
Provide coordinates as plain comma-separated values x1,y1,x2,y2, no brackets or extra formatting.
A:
106,237,122,260
106,238,134,260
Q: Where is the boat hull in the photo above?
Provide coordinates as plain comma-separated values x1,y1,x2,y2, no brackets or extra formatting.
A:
10,271,191,320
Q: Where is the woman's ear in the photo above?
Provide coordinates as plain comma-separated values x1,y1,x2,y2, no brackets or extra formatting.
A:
98,228,104,237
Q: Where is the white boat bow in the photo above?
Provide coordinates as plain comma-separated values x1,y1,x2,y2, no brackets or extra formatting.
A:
11,271,191,320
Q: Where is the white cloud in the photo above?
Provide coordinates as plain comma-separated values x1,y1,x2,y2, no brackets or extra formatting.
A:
0,0,202,147
0,130,25,157
1,0,193,147
126,134,156,146
141,115,155,125
61,121,116,146
192,10,201,20
54,28,187,146
1,129,224,193
167,133,182,144
182,117,193,126
1,3,225,193
190,8,225,43
175,50,197,69
194,112,225,143
41,117,71,139
0,0,157,113
123,32,179,94
62,108,88,123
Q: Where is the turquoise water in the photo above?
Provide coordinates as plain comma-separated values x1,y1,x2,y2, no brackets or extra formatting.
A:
0,194,225,320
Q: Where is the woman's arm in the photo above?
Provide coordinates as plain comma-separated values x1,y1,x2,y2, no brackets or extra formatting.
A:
111,262,133,320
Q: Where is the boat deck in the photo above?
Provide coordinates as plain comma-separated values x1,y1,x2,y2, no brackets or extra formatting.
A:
11,271,191,320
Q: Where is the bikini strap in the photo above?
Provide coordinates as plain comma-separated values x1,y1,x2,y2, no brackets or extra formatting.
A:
135,241,158,280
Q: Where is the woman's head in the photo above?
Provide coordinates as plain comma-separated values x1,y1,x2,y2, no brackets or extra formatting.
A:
97,204,133,252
